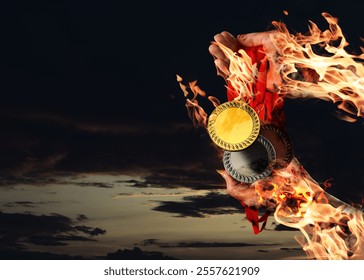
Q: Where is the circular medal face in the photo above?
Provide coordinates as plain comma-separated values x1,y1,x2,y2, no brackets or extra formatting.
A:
259,124,293,169
207,101,260,151
223,135,276,183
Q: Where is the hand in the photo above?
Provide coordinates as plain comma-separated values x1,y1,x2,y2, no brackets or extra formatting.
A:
218,170,261,207
208,31,241,80
209,31,283,92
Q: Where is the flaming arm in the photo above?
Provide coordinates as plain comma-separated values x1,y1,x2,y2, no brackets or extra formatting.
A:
178,13,364,259
207,15,364,259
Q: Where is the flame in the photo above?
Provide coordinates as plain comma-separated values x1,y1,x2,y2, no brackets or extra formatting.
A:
272,13,364,119
216,45,257,102
176,74,209,128
253,159,364,259
178,13,364,259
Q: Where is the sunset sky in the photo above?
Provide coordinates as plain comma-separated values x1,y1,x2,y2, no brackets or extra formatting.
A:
1,0,364,260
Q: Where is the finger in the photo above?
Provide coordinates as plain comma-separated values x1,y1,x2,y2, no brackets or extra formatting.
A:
208,43,226,61
237,31,276,47
214,59,230,79
214,33,237,51
221,31,239,52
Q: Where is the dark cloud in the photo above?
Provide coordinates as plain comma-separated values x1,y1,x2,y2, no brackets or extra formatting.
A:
74,226,106,236
0,173,63,187
121,168,225,191
0,211,106,254
3,200,60,208
76,214,88,221
101,247,177,260
0,249,83,260
152,192,244,218
4,201,37,208
26,234,94,246
139,239,159,246
280,247,304,253
0,111,222,186
273,223,300,232
74,182,113,188
139,239,280,248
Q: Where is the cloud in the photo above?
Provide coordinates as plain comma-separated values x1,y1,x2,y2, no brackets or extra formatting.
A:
139,239,280,248
121,168,225,191
112,189,208,199
0,248,84,260
74,182,113,188
3,200,60,208
0,211,106,251
76,214,88,221
151,191,244,218
273,223,300,231
280,247,304,252
0,107,222,176
101,247,177,260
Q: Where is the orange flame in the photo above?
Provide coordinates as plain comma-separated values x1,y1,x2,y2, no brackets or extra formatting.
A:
176,74,209,128
216,45,256,102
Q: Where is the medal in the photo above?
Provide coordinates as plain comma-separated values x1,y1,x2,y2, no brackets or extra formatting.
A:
223,135,276,183
259,124,293,169
207,101,260,151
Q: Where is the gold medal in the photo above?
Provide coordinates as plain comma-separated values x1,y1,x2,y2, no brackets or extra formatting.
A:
207,101,260,151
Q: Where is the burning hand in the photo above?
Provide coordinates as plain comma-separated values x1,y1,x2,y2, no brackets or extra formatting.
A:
179,12,364,259
209,30,283,93
208,31,240,80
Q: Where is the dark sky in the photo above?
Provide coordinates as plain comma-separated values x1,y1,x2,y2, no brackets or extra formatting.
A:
1,1,364,259
3,0,363,119
4,1,363,198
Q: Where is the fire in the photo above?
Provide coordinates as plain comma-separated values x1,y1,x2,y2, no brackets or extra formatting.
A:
254,159,364,259
178,12,364,260
177,75,208,128
272,13,364,120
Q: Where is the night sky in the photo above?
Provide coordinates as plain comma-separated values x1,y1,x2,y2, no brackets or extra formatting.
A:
1,0,364,259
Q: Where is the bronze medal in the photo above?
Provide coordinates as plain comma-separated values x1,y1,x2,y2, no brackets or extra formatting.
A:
259,124,293,169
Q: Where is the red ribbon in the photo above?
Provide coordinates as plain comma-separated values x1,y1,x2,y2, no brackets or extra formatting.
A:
241,203,271,234
227,45,285,234
227,46,286,130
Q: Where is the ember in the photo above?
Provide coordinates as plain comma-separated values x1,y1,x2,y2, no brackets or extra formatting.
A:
178,13,364,259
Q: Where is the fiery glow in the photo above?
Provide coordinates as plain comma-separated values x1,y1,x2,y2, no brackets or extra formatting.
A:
178,13,364,260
